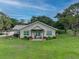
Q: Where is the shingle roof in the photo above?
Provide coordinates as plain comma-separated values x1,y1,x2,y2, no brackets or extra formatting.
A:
21,21,58,30
13,21,58,31
13,25,27,30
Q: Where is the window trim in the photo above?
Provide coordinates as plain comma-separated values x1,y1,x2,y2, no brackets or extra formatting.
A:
24,31,29,36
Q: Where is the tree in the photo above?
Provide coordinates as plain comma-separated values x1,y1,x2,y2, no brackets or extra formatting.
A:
3,16,12,30
54,21,65,30
10,18,19,27
0,12,20,30
0,12,12,30
55,3,79,35
55,13,70,32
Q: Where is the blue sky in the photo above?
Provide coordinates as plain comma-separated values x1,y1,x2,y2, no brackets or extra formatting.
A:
0,0,79,21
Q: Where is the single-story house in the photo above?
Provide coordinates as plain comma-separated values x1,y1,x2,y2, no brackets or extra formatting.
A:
13,21,57,39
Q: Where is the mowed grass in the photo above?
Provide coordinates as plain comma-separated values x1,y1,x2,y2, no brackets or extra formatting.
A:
0,34,79,59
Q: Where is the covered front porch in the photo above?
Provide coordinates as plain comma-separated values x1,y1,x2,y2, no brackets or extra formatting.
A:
31,29,44,39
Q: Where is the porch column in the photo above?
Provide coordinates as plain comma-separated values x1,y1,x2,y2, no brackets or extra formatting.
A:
41,31,44,39
31,31,34,39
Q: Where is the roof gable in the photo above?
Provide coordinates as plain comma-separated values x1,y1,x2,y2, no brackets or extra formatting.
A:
21,21,57,30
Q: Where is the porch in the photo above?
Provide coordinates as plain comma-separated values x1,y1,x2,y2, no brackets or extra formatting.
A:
31,29,44,39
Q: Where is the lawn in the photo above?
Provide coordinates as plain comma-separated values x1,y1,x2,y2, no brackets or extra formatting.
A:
0,34,79,59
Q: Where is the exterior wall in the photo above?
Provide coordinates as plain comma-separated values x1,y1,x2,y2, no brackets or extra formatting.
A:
20,22,56,38
44,29,56,37
20,30,31,38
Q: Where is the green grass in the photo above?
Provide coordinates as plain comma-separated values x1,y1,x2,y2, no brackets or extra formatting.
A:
0,34,79,59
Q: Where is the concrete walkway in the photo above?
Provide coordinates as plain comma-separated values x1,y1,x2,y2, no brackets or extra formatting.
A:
31,39,46,41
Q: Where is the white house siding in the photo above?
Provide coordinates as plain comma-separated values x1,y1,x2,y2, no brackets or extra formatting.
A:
20,22,56,38
20,30,31,38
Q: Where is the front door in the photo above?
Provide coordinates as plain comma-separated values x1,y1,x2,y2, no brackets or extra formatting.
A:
35,31,41,39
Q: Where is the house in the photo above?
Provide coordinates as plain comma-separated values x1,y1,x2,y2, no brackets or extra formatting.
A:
13,25,27,35
13,21,57,40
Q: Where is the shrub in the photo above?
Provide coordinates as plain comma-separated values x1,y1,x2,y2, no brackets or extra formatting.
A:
22,36,29,40
43,37,47,39
14,34,19,37
3,36,19,40
56,30,66,34
46,36,56,40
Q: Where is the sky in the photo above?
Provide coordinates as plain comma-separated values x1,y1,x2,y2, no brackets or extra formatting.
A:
0,0,79,21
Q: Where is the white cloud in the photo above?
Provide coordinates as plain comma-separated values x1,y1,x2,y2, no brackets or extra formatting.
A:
0,0,57,11
0,0,25,7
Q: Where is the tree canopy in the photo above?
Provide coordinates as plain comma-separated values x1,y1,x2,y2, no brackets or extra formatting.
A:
55,3,79,35
0,12,18,30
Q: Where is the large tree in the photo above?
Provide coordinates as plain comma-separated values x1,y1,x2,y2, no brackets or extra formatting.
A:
54,21,65,30
0,12,12,30
55,3,79,35
0,12,19,30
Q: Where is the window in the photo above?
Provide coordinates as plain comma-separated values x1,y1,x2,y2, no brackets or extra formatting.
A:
24,31,29,35
47,31,52,35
